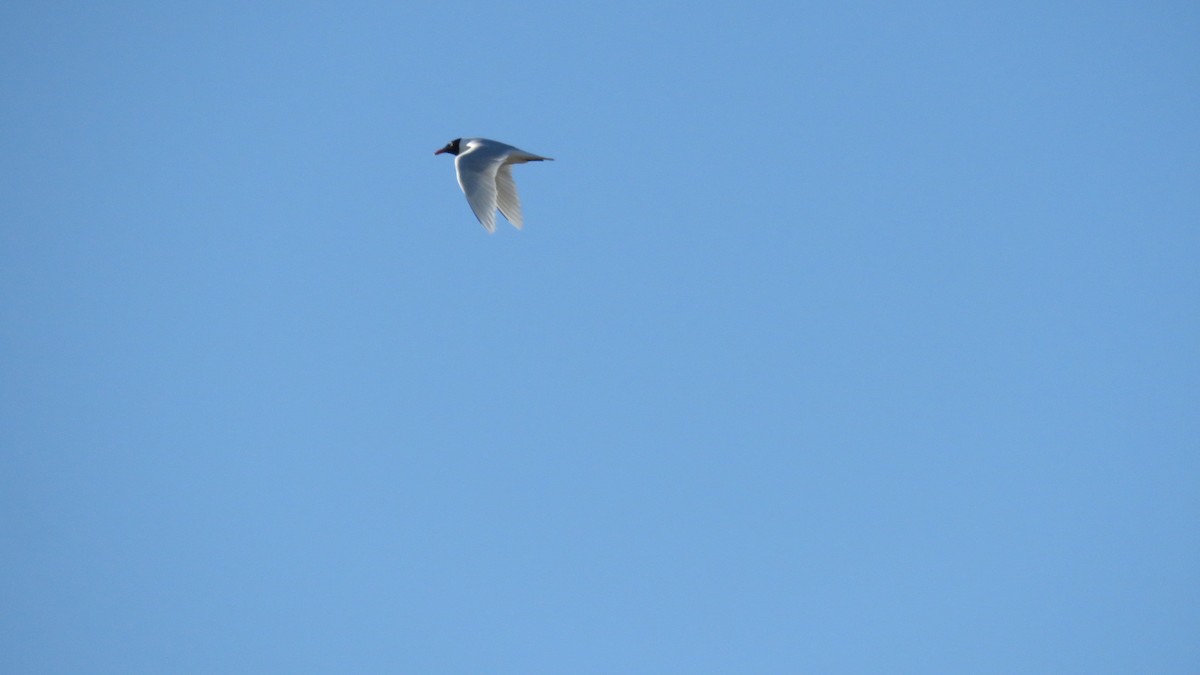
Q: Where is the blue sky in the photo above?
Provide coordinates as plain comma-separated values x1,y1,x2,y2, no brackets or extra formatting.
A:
2,2,1197,672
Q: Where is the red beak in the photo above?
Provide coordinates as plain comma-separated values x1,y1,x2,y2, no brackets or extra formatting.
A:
434,148,447,155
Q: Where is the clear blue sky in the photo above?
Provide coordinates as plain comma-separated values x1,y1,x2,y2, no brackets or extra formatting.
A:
2,2,1197,673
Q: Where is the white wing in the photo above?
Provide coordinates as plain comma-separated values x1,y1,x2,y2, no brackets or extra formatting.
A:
495,164,523,229
455,149,502,232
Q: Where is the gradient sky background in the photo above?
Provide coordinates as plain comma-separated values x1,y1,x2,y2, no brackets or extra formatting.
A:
2,2,1197,673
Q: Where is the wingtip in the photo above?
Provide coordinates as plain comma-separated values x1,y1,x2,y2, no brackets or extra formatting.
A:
475,212,497,233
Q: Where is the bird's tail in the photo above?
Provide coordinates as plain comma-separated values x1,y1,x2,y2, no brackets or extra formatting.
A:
513,151,553,163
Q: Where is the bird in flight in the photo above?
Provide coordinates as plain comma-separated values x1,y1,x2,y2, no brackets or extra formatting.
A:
435,138,553,232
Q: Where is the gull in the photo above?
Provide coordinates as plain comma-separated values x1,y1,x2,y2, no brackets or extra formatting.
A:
435,138,553,232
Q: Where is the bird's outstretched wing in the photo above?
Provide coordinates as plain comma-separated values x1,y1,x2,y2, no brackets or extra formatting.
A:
495,164,523,229
455,149,503,232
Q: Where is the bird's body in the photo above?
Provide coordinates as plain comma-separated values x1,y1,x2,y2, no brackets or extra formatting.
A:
435,138,553,232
